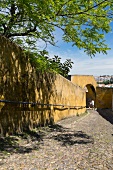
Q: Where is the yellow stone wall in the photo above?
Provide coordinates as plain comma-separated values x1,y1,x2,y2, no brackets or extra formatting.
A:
70,75,97,107
96,87,112,109
51,74,86,122
0,36,86,136
70,75,97,90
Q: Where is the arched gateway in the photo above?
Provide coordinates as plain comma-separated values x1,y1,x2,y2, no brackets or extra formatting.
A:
68,75,97,108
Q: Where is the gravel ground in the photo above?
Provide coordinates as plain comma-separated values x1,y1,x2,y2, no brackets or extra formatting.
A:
0,109,113,170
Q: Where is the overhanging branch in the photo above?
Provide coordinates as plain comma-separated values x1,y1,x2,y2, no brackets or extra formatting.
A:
7,25,37,38
56,0,111,17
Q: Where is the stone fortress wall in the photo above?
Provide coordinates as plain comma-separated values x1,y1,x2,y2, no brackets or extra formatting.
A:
0,36,86,136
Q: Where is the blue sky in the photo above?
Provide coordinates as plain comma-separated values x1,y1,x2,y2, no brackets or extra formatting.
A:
38,23,113,76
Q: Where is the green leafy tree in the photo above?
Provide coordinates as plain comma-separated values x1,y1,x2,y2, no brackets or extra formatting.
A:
110,77,113,84
49,55,74,77
30,51,73,77
0,0,113,56
103,80,110,85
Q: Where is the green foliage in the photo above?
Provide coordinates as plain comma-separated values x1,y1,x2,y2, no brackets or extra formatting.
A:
28,50,51,72
110,77,113,84
97,77,113,85
0,0,113,57
49,55,74,77
28,50,73,77
103,80,110,85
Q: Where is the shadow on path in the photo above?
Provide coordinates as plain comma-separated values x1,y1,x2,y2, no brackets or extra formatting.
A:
97,108,113,125
0,130,44,155
0,124,68,156
51,130,94,146
47,124,68,132
0,136,33,154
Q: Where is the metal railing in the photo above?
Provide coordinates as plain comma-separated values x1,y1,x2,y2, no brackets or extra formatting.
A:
0,99,86,109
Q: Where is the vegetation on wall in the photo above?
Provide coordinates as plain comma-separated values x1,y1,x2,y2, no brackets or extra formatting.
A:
29,50,74,77
0,0,113,74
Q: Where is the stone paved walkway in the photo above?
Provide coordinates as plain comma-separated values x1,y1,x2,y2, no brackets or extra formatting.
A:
0,110,113,170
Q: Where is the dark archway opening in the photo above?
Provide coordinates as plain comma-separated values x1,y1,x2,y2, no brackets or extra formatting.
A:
84,84,96,108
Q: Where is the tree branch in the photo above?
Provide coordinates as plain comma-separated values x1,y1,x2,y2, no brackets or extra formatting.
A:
56,0,73,15
7,25,37,38
3,2,16,36
56,0,111,17
80,12,113,19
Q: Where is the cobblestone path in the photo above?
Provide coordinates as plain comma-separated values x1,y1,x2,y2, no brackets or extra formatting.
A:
0,110,113,170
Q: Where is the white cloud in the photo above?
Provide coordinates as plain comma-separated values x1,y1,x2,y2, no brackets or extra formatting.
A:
47,46,113,76
69,54,113,76
36,23,113,76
